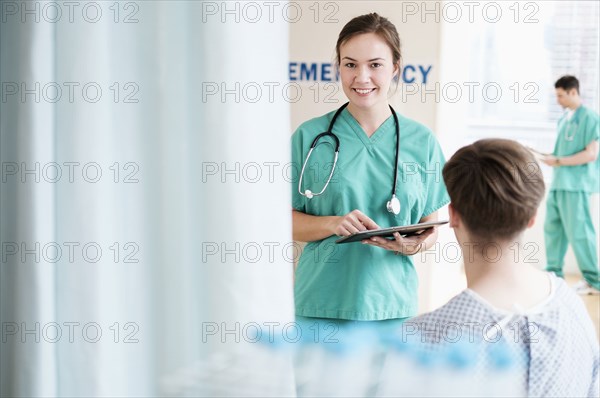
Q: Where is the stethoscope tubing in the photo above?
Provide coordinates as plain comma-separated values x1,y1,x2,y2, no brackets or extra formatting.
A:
298,102,401,212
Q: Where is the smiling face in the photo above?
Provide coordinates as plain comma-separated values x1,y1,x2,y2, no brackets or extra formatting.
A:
338,32,399,111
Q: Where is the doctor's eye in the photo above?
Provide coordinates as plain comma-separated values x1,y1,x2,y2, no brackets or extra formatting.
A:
344,62,356,69
370,63,382,68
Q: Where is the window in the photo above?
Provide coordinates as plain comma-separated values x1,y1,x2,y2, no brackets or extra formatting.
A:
464,1,599,150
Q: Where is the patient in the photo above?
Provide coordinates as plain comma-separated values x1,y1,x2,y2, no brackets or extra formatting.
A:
404,139,599,397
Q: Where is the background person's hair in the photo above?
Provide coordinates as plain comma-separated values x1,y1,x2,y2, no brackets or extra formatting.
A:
555,75,580,94
442,139,545,242
335,13,402,87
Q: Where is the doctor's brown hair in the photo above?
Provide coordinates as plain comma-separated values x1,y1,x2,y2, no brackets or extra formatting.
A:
442,139,545,241
335,13,401,71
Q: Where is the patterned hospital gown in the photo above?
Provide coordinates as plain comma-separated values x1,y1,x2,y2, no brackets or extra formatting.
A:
402,274,599,397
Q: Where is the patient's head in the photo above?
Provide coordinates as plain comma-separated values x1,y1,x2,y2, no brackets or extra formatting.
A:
442,139,545,242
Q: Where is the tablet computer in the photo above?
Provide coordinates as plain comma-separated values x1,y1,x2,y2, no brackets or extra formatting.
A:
335,220,448,244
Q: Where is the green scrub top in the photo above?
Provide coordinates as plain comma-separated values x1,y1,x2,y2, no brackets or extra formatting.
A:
551,105,600,193
291,107,450,321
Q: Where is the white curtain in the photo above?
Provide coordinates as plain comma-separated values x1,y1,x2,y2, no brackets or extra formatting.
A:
1,1,294,396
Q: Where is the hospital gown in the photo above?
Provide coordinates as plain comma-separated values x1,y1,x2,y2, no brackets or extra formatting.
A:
401,273,599,397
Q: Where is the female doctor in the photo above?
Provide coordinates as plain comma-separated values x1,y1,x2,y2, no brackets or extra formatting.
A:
291,13,449,326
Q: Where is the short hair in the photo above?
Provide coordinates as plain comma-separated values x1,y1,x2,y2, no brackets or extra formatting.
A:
555,75,580,94
442,139,545,241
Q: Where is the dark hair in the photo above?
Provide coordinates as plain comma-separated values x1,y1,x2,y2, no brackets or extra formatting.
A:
442,139,545,241
555,75,580,94
335,13,401,71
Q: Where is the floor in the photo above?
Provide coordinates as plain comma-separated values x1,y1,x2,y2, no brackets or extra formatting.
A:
565,274,600,340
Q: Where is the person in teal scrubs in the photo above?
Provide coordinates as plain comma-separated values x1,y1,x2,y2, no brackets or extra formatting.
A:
291,13,449,329
541,75,600,295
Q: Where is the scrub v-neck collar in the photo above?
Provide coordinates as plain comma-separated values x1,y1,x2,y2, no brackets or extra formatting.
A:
339,107,396,147
566,105,584,124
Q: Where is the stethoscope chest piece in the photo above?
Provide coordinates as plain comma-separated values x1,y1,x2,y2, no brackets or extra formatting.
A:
387,195,401,215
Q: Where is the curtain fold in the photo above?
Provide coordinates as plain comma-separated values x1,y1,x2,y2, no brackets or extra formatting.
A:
1,2,293,396
1,16,58,397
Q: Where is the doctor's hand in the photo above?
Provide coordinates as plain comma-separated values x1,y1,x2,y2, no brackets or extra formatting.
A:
362,227,435,256
540,155,560,167
334,209,380,236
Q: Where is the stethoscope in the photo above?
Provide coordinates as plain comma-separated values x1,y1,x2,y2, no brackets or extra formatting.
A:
564,120,578,141
298,102,402,215
563,109,579,141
